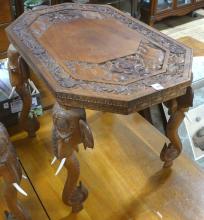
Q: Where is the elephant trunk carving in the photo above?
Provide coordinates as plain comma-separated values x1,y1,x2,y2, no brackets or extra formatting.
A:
161,87,194,168
52,103,94,212
7,44,40,137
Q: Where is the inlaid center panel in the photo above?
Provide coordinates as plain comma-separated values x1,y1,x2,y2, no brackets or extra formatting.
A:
35,18,141,64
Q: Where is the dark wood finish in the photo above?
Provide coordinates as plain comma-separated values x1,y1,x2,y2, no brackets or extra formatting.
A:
52,103,94,212
0,0,13,58
159,37,204,134
6,4,192,114
0,0,13,24
6,3,193,211
0,24,10,52
139,108,153,124
14,0,24,17
7,44,40,137
141,0,204,26
161,86,194,167
0,123,31,220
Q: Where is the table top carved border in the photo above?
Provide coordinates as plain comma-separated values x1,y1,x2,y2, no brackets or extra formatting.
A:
6,3,192,113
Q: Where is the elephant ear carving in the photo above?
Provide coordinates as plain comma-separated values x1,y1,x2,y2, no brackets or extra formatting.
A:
79,120,94,149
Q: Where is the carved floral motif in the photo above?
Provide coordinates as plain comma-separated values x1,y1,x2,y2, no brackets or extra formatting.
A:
64,41,167,85
11,4,188,96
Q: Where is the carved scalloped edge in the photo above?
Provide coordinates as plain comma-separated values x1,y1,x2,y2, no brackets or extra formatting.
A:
11,4,187,95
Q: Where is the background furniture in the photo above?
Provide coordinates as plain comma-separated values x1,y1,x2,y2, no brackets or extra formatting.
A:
140,0,204,25
0,0,13,59
51,0,140,17
0,0,24,59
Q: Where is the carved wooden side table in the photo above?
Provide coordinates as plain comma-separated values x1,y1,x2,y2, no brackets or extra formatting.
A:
6,3,193,213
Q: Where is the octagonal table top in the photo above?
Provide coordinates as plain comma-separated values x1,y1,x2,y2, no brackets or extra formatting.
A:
6,3,192,114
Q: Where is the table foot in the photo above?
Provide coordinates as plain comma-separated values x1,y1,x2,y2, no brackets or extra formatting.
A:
7,44,40,137
160,143,179,168
161,87,194,167
62,153,88,213
52,103,94,212
63,180,88,213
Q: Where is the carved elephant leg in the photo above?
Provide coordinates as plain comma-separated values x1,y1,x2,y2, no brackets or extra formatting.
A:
17,83,40,137
160,87,194,168
62,152,88,213
7,44,40,137
52,103,94,213
0,122,31,220
4,184,31,220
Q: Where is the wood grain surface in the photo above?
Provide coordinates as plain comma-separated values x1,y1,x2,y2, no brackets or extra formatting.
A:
37,18,141,64
6,4,192,114
5,110,204,220
0,169,49,219
28,37,203,111
178,36,204,57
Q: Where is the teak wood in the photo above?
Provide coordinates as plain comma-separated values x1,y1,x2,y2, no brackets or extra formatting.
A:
6,3,193,212
7,44,40,137
52,103,94,212
0,123,31,220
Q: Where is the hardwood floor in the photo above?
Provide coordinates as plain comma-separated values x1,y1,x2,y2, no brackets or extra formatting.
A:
177,36,204,56
0,166,49,219
1,110,204,219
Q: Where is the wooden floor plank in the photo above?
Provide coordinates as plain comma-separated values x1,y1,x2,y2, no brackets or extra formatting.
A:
0,167,49,220
9,111,204,220
177,36,204,56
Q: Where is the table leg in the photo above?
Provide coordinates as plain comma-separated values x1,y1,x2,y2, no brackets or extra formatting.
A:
0,123,31,220
7,44,40,137
52,103,94,212
160,87,194,168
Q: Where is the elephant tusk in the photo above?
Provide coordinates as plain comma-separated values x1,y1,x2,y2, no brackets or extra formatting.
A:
55,158,66,176
8,86,16,99
22,174,28,179
13,183,28,196
51,156,57,165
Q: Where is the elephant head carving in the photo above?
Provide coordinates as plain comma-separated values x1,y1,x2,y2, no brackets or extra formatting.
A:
52,103,94,159
7,44,30,89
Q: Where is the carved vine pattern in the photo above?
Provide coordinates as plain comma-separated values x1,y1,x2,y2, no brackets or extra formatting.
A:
12,4,187,95
64,40,170,85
